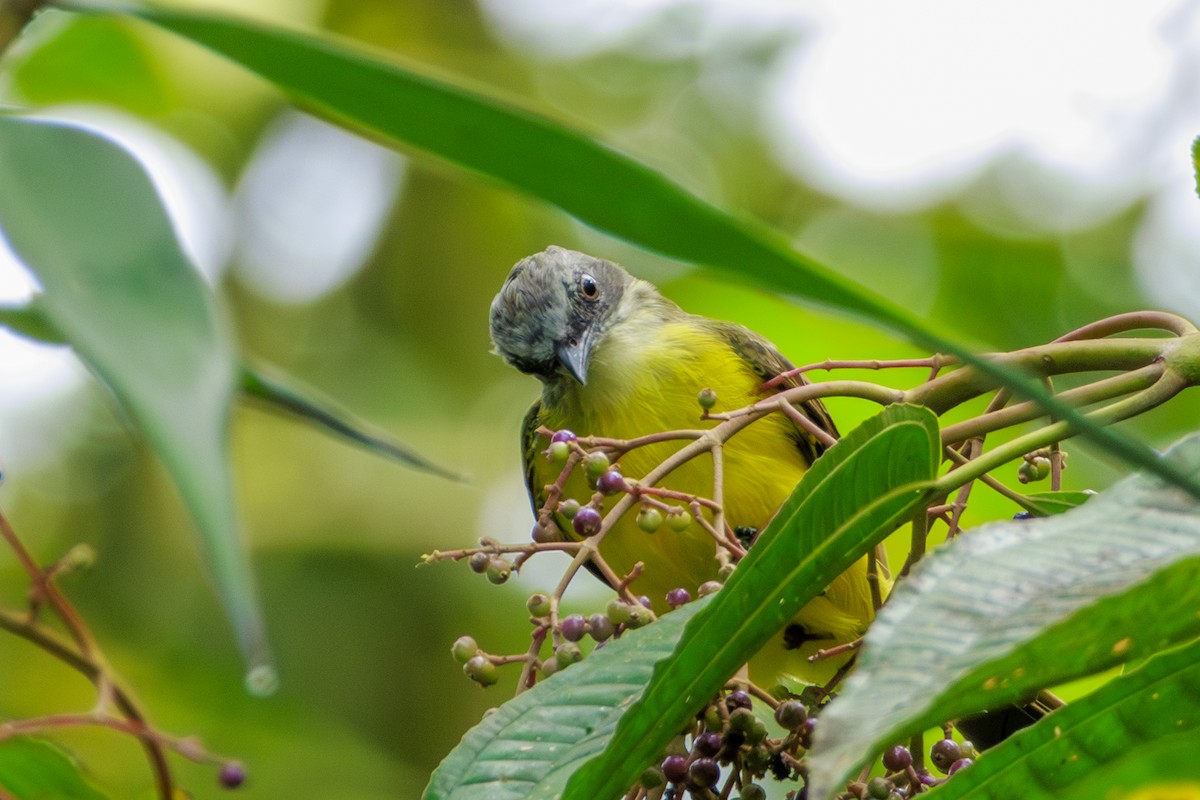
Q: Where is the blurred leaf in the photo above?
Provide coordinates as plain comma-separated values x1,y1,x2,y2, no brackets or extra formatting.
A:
1014,490,1096,516
1193,135,1200,198
10,16,174,115
241,365,461,481
0,115,270,674
566,405,941,800
82,3,1200,501
421,598,707,800
0,298,67,345
807,434,1200,799
0,738,110,800
926,637,1200,800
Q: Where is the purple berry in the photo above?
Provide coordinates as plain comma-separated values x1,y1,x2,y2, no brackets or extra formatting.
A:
551,429,577,444
797,717,816,749
881,744,912,772
774,700,807,731
661,754,689,784
666,588,692,608
219,761,246,789
948,758,973,775
694,731,723,757
726,690,752,711
572,507,602,537
560,614,587,642
597,469,626,495
588,613,614,641
638,595,652,609
930,739,962,773
688,758,720,789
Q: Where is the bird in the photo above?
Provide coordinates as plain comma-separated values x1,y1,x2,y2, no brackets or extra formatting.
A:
489,246,885,686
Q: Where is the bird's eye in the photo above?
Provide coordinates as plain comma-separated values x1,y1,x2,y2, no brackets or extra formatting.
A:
580,274,599,299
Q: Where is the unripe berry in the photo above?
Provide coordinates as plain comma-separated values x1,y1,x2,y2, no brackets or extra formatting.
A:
625,606,652,629
597,469,625,495
588,613,614,642
486,558,512,584
560,614,587,642
740,783,767,800
866,777,891,799
606,599,634,625
717,563,736,581
661,754,688,784
797,717,816,749
540,656,559,677
640,766,666,789
464,654,498,686
698,387,718,411
555,641,583,666
728,707,755,732
688,758,720,789
881,744,912,772
585,451,610,480
703,704,723,732
572,506,603,537
698,580,722,597
558,498,581,519
669,509,692,531
526,593,552,617
745,715,768,745
666,587,692,608
775,700,808,731
548,440,570,464
637,507,664,533
451,635,478,664
468,552,490,573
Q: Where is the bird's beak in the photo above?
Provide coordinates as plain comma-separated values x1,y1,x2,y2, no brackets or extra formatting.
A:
556,331,594,385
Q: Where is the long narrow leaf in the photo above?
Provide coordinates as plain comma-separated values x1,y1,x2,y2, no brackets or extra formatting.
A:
0,115,270,676
564,405,941,800
807,433,1200,798
74,2,1200,500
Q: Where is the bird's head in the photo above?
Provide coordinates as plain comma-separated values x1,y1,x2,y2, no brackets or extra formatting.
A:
489,246,633,385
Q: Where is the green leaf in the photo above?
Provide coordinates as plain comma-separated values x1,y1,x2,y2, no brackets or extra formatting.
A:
0,115,270,676
565,405,942,800
86,2,1200,501
421,598,707,800
241,365,461,481
1014,490,1096,516
1193,135,1200,199
807,434,1200,799
0,738,111,800
926,637,1200,800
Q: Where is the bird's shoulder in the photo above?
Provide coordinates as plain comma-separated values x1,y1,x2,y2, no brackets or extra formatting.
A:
520,399,549,515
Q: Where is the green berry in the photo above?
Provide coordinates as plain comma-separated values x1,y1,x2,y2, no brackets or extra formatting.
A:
640,766,666,790
526,593,552,617
625,606,652,629
637,507,664,533
606,599,634,625
703,703,723,732
540,656,559,677
866,777,891,799
548,440,570,464
717,563,736,581
585,451,610,480
558,498,581,519
486,558,512,584
745,715,768,744
555,641,583,666
740,784,766,800
698,580,722,597
698,387,718,411
728,707,755,732
468,552,490,573
464,654,498,686
451,635,478,664
669,509,692,531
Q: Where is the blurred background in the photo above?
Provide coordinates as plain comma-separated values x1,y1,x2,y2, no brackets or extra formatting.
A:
0,0,1198,797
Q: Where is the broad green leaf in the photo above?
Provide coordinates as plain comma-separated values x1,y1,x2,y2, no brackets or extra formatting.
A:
807,434,1200,799
0,115,270,675
83,2,1200,501
564,405,941,800
0,738,110,799
421,598,707,800
1014,490,1096,516
241,365,461,481
927,637,1200,800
